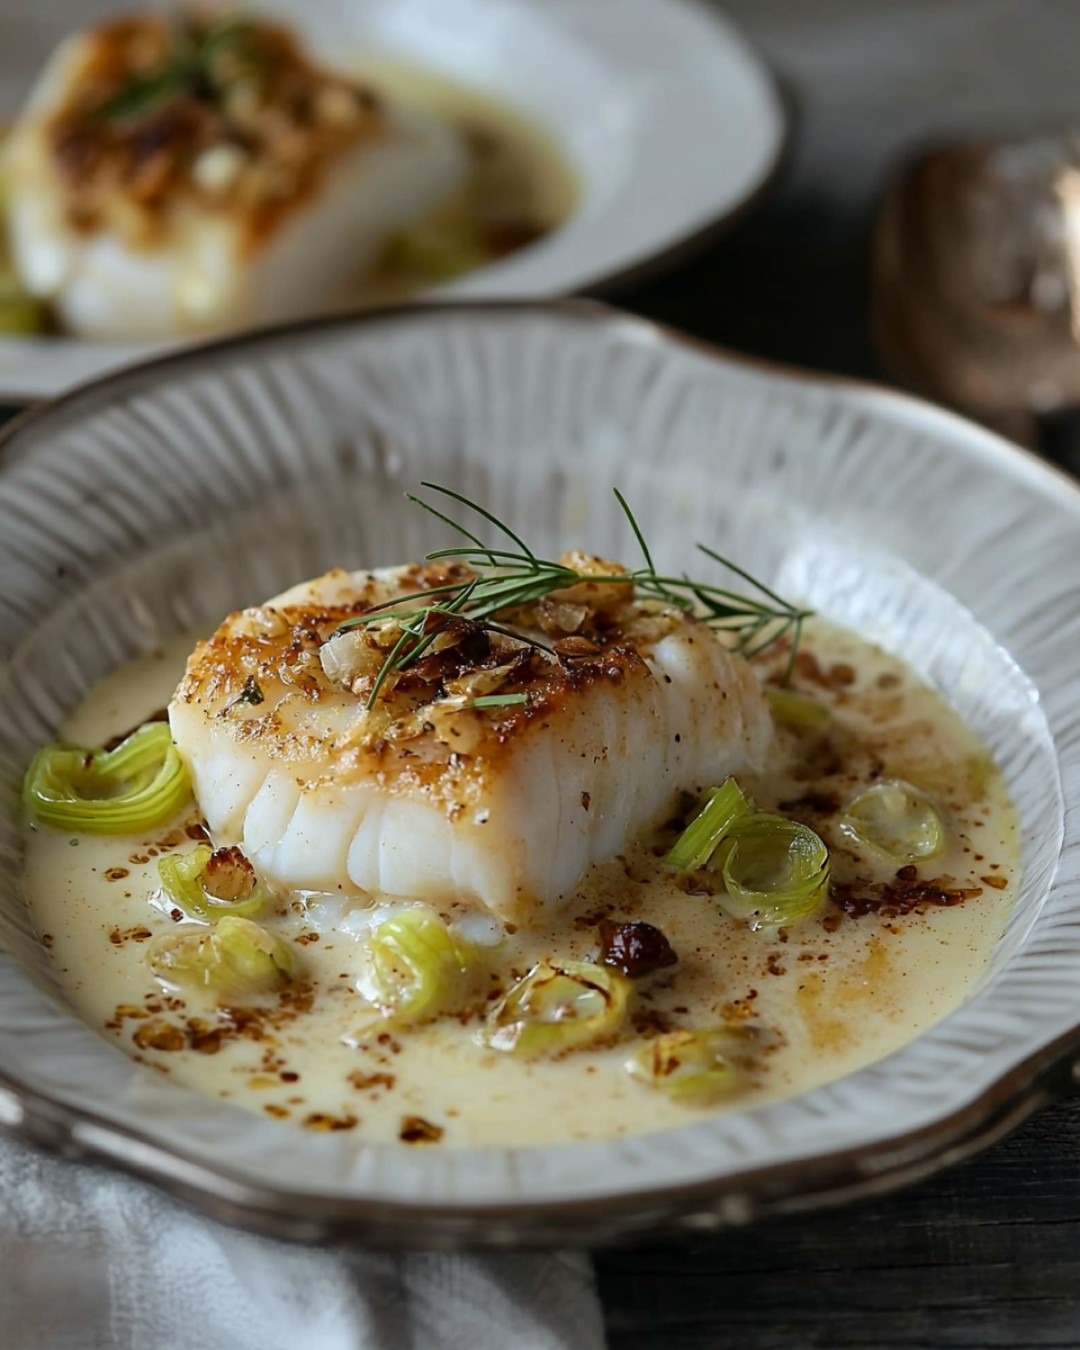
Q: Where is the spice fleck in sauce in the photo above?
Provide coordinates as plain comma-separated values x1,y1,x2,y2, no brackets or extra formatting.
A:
22,620,1018,1147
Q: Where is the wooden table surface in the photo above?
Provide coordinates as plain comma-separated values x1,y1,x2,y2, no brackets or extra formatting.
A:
594,3,1080,1345
595,1102,1080,1348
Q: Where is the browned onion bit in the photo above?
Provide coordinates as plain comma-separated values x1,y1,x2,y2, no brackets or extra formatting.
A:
553,635,602,659
202,844,257,901
400,1115,444,1144
597,920,677,979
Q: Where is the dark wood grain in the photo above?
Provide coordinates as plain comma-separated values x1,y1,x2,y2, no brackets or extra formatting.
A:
597,1098,1080,1349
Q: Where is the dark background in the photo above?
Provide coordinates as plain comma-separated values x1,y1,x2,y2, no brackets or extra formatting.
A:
597,2,1080,1346
620,0,1080,471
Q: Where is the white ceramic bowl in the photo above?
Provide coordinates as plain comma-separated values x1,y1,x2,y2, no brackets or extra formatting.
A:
0,301,1077,1246
0,0,784,398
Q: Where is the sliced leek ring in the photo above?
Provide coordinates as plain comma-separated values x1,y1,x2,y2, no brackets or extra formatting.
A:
360,908,478,1028
839,779,946,863
765,686,831,732
625,1028,741,1100
23,722,191,835
157,845,268,922
478,959,633,1056
719,813,829,927
663,777,751,873
147,915,294,998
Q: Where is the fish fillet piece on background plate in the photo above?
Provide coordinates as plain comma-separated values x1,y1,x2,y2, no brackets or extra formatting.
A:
169,558,773,928
4,13,468,340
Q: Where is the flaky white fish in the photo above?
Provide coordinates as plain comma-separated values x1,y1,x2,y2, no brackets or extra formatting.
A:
169,560,773,927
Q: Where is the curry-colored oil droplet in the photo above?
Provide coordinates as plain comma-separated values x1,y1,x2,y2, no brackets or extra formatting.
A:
348,1070,396,1092
795,974,850,1055
132,1018,185,1052
400,1115,444,1144
796,938,895,1055
303,1112,359,1132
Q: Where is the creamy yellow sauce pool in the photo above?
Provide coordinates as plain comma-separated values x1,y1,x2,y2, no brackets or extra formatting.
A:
356,58,578,304
22,620,1019,1148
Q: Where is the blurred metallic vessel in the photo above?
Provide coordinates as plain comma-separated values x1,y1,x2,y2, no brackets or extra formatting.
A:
874,131,1080,434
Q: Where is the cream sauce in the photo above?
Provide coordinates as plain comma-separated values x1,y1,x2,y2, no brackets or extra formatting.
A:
22,620,1019,1148
347,57,577,305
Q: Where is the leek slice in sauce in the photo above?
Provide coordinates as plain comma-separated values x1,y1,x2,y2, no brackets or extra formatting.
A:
765,686,831,732
663,775,829,928
838,779,946,862
22,722,191,834
157,844,267,921
359,909,478,1028
625,1027,741,1099
0,273,47,335
662,777,751,873
718,813,830,927
147,915,294,997
478,959,632,1056
382,217,489,282
0,169,47,335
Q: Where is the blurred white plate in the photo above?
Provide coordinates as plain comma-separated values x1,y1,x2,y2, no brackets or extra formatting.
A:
0,0,784,398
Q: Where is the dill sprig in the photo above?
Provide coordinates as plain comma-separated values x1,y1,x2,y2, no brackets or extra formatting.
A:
458,694,529,710
90,17,264,123
340,484,811,708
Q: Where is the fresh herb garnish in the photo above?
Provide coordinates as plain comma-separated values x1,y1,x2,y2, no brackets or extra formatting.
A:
236,676,265,706
90,64,191,123
90,17,262,123
340,484,811,709
456,694,529,710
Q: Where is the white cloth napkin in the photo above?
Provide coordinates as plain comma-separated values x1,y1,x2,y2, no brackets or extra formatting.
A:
0,1136,606,1350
